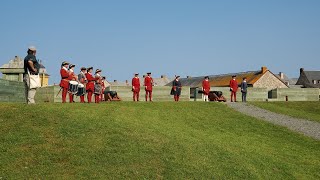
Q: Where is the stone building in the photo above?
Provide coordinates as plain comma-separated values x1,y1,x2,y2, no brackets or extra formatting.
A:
296,68,320,88
0,56,50,86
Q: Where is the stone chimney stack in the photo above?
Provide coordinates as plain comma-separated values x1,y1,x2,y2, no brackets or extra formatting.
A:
300,68,304,74
114,80,117,83
261,66,267,74
279,72,284,79
187,76,191,79
143,75,146,78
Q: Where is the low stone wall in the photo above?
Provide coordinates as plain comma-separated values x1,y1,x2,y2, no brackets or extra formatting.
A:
35,85,85,103
0,79,25,102
193,87,268,102
108,86,190,101
269,88,319,101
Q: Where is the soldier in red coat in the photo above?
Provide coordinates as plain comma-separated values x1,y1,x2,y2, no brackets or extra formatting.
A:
229,75,238,102
144,72,154,101
68,64,78,103
85,67,96,103
59,61,71,103
202,76,210,102
132,73,140,101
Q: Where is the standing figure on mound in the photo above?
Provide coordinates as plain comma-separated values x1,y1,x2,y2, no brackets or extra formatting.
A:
94,69,102,103
241,77,248,102
202,76,210,102
132,73,140,101
100,76,106,101
68,64,78,103
85,67,96,103
78,67,87,103
59,61,71,103
229,75,238,102
144,72,154,101
172,76,182,101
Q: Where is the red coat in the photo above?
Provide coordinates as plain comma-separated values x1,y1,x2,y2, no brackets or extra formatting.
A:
202,79,210,95
59,68,70,89
132,77,140,92
229,79,238,92
69,71,77,81
144,76,153,91
85,73,96,91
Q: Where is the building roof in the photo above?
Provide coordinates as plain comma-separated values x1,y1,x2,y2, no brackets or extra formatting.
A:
275,73,298,85
153,76,174,86
0,56,23,69
296,69,320,88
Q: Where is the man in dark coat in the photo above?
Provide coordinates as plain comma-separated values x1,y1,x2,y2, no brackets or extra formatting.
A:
241,77,248,102
172,76,182,101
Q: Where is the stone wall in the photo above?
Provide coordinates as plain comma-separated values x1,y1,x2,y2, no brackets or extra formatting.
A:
108,86,190,101
35,85,85,103
254,71,288,90
269,88,319,101
0,79,25,102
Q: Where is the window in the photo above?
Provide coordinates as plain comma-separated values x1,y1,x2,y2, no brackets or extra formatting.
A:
318,80,320,84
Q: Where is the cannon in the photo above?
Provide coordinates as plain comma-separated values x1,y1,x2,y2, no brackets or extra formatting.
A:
198,90,227,102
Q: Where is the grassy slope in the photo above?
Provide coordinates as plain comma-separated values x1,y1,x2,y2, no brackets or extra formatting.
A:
250,102,320,123
0,102,319,179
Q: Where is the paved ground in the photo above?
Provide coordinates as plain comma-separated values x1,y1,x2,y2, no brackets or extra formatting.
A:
226,102,320,140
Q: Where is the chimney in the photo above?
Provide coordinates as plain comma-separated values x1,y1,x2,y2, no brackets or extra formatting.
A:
187,76,191,79
114,80,117,83
161,75,167,78
143,75,146,78
125,80,129,85
279,72,284,79
300,68,304,74
261,66,267,74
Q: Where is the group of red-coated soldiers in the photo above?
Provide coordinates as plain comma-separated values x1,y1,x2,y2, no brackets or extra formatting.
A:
59,60,240,103
131,72,154,101
59,61,106,103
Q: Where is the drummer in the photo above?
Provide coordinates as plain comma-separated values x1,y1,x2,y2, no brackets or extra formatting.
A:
59,61,70,103
68,64,78,103
101,76,106,101
78,67,87,103
94,69,102,103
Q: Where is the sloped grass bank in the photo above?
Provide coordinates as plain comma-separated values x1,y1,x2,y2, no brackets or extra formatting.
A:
0,102,319,179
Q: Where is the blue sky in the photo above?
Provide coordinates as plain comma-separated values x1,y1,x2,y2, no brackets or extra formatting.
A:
1,0,319,84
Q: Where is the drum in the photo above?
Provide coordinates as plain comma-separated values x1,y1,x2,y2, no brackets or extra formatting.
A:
68,80,79,94
94,84,102,95
77,83,86,96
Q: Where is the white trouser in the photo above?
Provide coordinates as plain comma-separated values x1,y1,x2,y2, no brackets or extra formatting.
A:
203,95,209,102
24,74,37,104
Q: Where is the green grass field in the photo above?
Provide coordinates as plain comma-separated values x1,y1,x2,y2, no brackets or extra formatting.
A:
250,102,320,123
0,102,319,179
